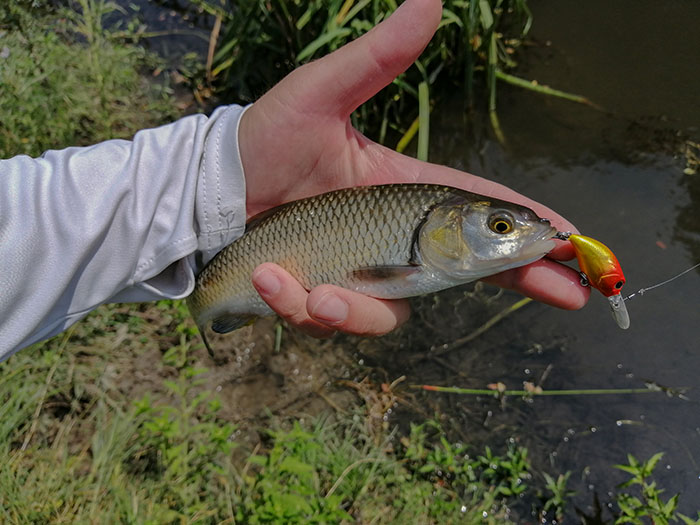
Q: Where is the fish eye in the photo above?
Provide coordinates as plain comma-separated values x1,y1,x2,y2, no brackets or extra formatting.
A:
615,280,624,289
488,213,514,234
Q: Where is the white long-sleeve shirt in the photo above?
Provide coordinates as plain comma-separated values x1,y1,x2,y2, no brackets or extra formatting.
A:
0,104,249,359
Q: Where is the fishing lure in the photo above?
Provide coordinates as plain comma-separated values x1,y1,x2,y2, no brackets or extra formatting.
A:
555,232,630,329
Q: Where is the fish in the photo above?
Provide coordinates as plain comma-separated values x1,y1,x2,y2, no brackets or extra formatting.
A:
188,183,558,347
566,234,630,329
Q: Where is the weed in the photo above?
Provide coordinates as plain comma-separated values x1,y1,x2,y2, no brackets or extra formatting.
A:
2,330,698,523
401,420,531,521
539,471,575,523
614,453,699,525
132,363,238,519
237,421,354,523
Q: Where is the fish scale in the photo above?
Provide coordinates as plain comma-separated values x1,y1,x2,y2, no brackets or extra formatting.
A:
189,185,450,325
188,183,557,344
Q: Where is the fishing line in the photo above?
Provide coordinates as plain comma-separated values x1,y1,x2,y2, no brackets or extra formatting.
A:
624,261,700,302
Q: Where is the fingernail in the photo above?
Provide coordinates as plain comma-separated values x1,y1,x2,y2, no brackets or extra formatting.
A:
310,292,348,324
253,268,281,296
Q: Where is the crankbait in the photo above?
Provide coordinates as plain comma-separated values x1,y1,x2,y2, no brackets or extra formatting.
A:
556,231,700,330
555,232,630,329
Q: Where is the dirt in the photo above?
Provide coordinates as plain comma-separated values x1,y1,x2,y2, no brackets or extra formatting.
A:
46,281,555,456
84,307,366,446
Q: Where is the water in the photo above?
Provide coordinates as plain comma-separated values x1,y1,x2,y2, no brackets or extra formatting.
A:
114,0,213,63
375,0,700,517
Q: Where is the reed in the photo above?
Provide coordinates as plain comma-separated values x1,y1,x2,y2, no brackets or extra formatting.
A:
195,0,539,147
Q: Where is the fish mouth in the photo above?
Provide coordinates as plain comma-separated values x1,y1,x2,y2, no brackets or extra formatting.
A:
520,225,558,259
542,225,559,242
485,225,558,277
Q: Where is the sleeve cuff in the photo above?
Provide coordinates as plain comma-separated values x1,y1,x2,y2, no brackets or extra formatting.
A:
195,103,250,267
112,104,251,303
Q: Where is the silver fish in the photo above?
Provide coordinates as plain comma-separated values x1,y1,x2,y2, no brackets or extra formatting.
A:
188,183,556,343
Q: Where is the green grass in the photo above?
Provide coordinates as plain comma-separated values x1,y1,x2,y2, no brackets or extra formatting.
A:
0,320,561,523
2,328,698,523
0,0,176,158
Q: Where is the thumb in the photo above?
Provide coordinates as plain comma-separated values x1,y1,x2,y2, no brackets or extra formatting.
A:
281,0,442,119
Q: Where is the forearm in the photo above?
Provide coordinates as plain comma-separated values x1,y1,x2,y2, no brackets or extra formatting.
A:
0,104,248,358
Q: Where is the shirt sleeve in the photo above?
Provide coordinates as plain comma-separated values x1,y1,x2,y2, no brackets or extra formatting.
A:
0,104,249,359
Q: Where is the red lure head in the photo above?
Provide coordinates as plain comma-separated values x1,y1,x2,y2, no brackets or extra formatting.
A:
595,271,626,298
568,234,625,297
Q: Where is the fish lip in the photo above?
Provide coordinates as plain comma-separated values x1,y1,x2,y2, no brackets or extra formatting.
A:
531,225,559,252
542,225,559,243
508,225,558,265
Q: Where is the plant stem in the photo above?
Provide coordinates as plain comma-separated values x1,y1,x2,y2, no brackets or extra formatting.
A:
395,117,419,154
417,385,664,397
495,70,601,108
417,81,430,161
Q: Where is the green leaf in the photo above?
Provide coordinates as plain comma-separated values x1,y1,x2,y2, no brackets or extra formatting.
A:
297,28,353,63
439,8,463,29
417,81,430,162
679,513,700,525
279,456,314,476
617,494,643,516
248,454,268,466
162,379,178,394
663,493,679,515
615,464,640,475
271,492,313,516
336,0,373,28
478,0,493,30
645,452,665,474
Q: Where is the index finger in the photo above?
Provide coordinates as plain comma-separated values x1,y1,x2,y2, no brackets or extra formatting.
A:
484,258,590,310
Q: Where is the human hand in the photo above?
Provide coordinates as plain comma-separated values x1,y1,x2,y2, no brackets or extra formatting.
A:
238,0,589,338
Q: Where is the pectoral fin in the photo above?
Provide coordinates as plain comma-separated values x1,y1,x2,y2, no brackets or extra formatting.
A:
211,314,256,334
350,265,423,282
195,314,256,361
347,265,427,298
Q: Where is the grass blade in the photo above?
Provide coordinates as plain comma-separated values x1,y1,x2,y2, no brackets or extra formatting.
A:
296,27,353,63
